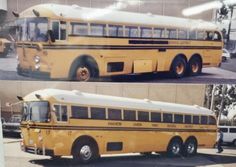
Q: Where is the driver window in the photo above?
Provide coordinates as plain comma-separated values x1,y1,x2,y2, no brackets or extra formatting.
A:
54,105,68,122
52,21,59,40
52,21,67,40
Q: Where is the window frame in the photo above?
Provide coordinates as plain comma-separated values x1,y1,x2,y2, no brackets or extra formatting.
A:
53,104,68,123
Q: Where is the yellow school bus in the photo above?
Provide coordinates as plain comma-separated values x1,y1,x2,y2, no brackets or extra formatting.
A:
0,38,11,58
19,89,217,163
15,4,223,81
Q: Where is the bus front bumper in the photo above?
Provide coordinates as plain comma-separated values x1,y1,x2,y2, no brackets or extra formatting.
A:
21,145,54,156
17,66,50,79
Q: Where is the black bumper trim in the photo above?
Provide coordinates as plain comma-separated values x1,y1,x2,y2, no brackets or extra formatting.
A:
17,66,50,79
24,146,54,156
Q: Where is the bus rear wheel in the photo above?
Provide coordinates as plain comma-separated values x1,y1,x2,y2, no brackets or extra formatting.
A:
183,138,197,157
75,66,91,81
167,138,182,157
72,141,98,164
171,57,187,78
188,57,202,76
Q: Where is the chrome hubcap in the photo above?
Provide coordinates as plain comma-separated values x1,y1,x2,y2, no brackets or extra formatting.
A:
76,67,90,81
192,63,199,73
172,143,180,155
80,145,92,161
187,143,195,154
176,63,184,75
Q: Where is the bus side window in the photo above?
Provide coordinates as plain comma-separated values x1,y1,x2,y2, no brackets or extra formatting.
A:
163,113,173,123
153,28,165,38
184,115,192,124
200,115,208,124
140,27,152,38
197,31,205,40
60,21,67,40
189,30,197,40
166,29,177,39
229,128,236,133
124,110,136,121
213,31,222,41
71,23,88,36
209,116,216,125
206,31,214,40
193,115,200,124
151,112,161,122
138,111,149,122
54,105,68,122
52,21,59,40
71,106,88,119
125,26,139,38
90,24,106,36
108,25,123,37
178,30,187,39
220,128,228,133
91,107,106,120
174,114,183,123
108,109,122,120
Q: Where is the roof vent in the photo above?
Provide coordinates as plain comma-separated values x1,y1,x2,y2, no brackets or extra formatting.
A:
72,90,82,95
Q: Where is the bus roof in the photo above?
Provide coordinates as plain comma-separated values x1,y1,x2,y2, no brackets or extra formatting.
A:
23,89,214,116
20,3,218,31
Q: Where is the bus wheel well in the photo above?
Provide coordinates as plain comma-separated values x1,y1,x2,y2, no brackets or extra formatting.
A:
185,136,198,145
68,55,99,80
189,54,202,64
71,135,99,155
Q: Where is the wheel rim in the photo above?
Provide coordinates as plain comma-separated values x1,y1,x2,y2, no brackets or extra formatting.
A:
80,145,92,161
172,143,180,155
176,63,184,75
191,63,199,73
76,67,90,81
187,143,195,154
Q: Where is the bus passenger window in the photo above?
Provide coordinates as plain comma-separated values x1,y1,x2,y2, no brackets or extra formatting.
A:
141,27,152,38
71,23,88,36
184,115,192,124
108,109,122,120
197,31,205,40
178,30,187,39
166,29,177,39
209,116,216,125
90,24,106,36
189,30,196,40
151,112,161,122
138,111,149,122
71,106,88,119
124,110,136,121
125,26,139,38
201,116,208,124
54,105,68,122
213,31,222,41
108,25,123,37
174,114,183,123
163,113,173,123
153,28,164,38
193,115,200,124
60,21,67,40
52,21,59,40
206,31,214,40
91,107,106,120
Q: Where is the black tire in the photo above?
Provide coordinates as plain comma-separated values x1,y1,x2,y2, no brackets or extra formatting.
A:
183,138,197,157
72,62,96,82
170,56,187,78
167,138,183,157
50,156,61,160
188,57,202,76
233,140,236,147
72,140,98,164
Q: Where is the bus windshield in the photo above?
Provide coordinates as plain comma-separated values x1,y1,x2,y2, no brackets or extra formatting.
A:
17,17,48,42
22,101,49,122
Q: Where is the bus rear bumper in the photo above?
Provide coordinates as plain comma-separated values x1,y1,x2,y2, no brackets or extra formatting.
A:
17,66,50,79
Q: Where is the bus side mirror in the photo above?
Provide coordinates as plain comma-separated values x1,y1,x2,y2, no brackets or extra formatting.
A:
47,30,55,43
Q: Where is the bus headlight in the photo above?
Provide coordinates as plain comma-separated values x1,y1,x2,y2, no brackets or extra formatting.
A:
35,64,40,70
34,55,40,63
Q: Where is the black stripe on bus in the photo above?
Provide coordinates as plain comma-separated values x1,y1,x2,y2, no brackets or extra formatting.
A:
20,124,216,132
129,40,169,45
17,44,222,50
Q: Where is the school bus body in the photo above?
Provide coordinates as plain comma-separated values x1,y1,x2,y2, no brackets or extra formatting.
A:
16,4,223,80
0,38,11,57
20,89,217,159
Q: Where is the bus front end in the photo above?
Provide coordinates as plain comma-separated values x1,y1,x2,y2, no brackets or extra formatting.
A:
20,101,54,156
16,17,52,79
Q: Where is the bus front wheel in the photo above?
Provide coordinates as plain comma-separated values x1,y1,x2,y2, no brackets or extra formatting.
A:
167,138,182,157
170,57,187,78
188,57,202,76
72,141,98,163
183,138,197,157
